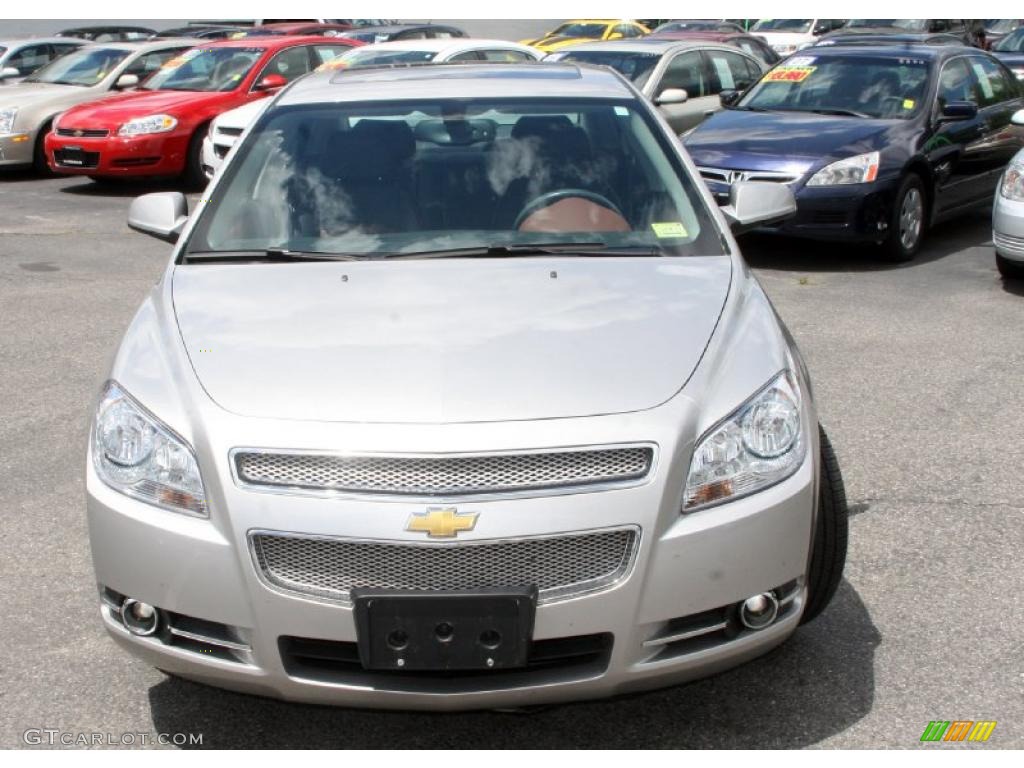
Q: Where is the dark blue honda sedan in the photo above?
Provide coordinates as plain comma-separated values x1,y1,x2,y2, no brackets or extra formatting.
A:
684,45,1024,260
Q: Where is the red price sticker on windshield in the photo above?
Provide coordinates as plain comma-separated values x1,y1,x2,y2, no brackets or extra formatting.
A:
764,66,816,83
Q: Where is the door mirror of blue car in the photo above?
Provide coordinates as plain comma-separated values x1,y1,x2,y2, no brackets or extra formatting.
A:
721,181,797,234
128,192,189,243
940,101,978,121
719,89,741,107
1011,108,1024,126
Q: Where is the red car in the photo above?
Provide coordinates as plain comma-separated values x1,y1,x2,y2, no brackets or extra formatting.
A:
645,31,781,66
46,36,360,185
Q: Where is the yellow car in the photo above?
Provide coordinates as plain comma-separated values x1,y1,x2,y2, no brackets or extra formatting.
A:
521,19,650,53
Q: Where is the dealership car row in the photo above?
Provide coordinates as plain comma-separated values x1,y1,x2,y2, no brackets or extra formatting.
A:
2,18,1024,277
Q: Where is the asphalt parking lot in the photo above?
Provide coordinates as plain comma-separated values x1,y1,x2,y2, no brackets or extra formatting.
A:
1,169,1022,749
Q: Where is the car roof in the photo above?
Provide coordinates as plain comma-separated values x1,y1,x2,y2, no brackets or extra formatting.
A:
76,38,199,53
549,39,733,54
347,24,461,34
351,38,535,53
0,37,89,47
797,42,971,60
281,62,633,105
196,35,351,50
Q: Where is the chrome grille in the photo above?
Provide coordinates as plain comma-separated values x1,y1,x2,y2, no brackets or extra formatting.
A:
234,447,654,497
697,166,800,185
250,528,639,604
56,127,109,138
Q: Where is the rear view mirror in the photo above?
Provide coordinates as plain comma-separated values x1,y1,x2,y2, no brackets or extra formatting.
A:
655,88,688,105
940,101,978,121
721,181,797,234
1011,108,1024,126
115,73,139,89
0,66,19,80
254,73,287,91
719,89,741,107
128,192,189,243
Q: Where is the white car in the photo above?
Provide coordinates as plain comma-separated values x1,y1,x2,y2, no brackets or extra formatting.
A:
748,19,847,55
201,39,543,179
993,109,1024,279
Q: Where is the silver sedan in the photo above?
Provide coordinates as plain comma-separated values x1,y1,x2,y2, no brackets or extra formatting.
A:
88,62,848,710
994,109,1024,280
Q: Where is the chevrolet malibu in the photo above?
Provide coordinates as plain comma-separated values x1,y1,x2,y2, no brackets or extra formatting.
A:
46,36,358,186
90,63,848,709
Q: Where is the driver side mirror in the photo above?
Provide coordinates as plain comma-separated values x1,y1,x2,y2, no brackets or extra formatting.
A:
939,100,978,121
128,192,189,243
1011,108,1024,126
721,181,797,234
0,66,20,80
655,88,688,105
254,73,288,91
719,89,741,107
114,73,139,90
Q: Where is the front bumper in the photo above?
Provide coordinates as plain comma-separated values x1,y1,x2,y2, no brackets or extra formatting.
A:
0,130,35,167
993,192,1024,263
86,399,816,710
45,131,189,177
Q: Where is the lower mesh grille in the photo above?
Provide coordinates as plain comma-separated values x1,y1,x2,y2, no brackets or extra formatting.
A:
251,527,639,604
233,446,654,498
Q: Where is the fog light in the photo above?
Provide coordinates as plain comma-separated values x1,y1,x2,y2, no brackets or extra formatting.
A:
121,598,161,636
739,592,779,630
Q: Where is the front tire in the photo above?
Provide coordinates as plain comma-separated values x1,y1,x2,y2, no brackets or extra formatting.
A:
801,425,849,624
32,123,54,176
182,124,210,190
996,253,1024,279
880,173,926,262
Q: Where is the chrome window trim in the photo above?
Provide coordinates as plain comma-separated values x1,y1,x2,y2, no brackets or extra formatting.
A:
246,524,642,607
228,442,659,502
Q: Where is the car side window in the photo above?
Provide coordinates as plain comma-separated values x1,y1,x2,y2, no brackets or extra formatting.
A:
431,30,456,39
660,51,705,97
936,58,978,109
706,50,758,94
312,45,351,65
52,43,81,57
614,24,641,38
259,46,311,84
967,56,1018,107
7,44,54,75
448,50,483,62
481,49,533,62
123,48,187,79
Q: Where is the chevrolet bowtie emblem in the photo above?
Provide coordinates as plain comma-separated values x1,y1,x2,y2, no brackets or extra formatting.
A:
406,507,478,538
73,129,84,137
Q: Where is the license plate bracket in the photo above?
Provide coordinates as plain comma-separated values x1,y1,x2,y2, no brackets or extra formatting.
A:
353,587,537,671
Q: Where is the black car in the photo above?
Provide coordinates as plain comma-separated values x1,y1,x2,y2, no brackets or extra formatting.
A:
56,26,155,42
341,24,467,45
993,27,1024,79
830,20,977,46
652,20,744,34
685,45,1024,260
152,25,247,40
813,31,964,48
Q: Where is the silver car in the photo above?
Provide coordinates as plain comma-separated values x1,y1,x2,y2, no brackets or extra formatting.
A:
90,63,848,710
0,37,88,85
0,39,193,172
545,40,767,133
993,109,1024,279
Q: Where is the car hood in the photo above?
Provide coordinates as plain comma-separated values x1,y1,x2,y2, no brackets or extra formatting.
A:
60,90,237,127
214,97,267,130
172,257,732,424
0,81,88,108
685,109,895,175
522,35,592,51
753,31,813,45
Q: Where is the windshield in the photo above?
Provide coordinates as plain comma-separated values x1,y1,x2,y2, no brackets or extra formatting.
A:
845,19,928,31
24,47,129,86
141,47,263,91
334,48,438,68
986,19,1019,33
740,54,929,118
551,23,607,38
654,21,721,33
995,27,1024,51
184,98,724,260
752,19,812,33
549,51,661,88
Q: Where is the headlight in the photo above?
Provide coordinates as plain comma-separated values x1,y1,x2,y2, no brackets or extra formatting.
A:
0,107,17,135
92,382,206,516
1001,157,1024,200
117,114,178,137
683,371,806,511
806,151,880,186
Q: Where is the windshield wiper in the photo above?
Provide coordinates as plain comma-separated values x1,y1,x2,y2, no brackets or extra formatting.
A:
184,248,368,264
806,108,872,118
388,243,663,260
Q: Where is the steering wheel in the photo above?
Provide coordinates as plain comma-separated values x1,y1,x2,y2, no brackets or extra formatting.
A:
514,188,624,230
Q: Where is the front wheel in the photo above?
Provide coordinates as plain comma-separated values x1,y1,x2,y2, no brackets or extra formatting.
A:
996,253,1024,279
181,124,210,190
880,173,926,262
800,425,849,624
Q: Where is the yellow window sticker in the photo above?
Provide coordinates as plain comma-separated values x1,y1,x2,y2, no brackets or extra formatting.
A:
764,66,816,83
652,222,688,238
903,99,916,110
